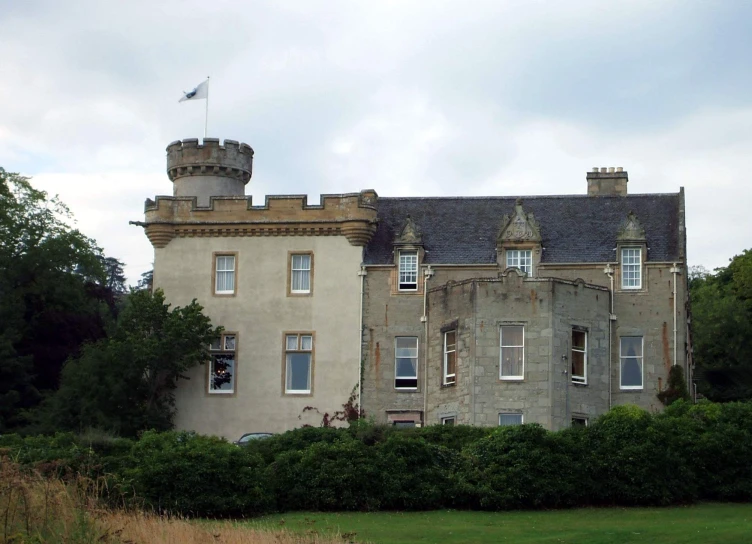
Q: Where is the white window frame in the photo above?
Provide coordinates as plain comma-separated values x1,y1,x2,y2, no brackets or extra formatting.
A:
499,413,523,426
619,336,644,390
285,333,313,394
621,247,642,289
208,333,236,394
214,255,236,295
443,330,457,385
499,325,525,380
398,251,419,291
394,337,419,390
441,416,456,426
506,249,533,276
571,329,587,385
290,254,312,294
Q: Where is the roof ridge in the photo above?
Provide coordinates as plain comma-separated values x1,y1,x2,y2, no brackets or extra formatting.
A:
378,193,680,201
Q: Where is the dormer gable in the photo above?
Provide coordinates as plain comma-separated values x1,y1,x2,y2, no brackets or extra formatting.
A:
497,199,542,244
394,215,423,246
617,211,646,242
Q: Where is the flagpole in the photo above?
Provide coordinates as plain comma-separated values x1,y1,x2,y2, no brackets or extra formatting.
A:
204,76,210,138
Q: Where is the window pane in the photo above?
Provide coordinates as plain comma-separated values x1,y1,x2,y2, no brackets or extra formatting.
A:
216,270,234,292
286,335,298,351
572,330,586,350
571,351,585,378
292,270,310,291
210,337,221,351
292,254,310,270
396,357,417,378
499,413,522,426
445,350,456,376
620,336,643,388
286,353,311,392
501,346,523,376
621,358,642,387
501,326,523,346
396,337,418,358
217,256,234,271
445,331,456,350
224,335,236,351
210,354,234,391
621,337,642,357
442,417,455,426
300,335,313,351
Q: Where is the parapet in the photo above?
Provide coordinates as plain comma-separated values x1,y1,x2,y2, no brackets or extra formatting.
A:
166,138,254,185
140,189,379,248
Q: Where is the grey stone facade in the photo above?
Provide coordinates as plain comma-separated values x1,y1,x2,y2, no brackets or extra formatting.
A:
360,169,690,430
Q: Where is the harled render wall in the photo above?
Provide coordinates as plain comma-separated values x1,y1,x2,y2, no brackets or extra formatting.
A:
154,234,363,440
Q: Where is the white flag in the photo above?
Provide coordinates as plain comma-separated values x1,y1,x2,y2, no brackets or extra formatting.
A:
179,79,209,102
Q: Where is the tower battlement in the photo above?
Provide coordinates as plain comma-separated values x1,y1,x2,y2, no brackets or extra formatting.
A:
167,138,254,184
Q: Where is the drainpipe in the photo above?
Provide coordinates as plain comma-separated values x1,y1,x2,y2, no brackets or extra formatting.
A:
421,266,434,424
670,263,680,367
604,265,615,409
357,266,367,412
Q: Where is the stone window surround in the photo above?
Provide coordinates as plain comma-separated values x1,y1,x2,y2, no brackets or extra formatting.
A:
394,336,419,390
616,242,648,293
391,246,425,295
571,326,588,385
282,331,315,396
287,251,314,297
440,319,459,387
499,322,525,381
619,334,644,391
499,412,524,426
212,252,238,297
498,244,541,277
206,331,238,397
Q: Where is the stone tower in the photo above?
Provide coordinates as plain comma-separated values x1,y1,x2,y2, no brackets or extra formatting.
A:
166,138,254,206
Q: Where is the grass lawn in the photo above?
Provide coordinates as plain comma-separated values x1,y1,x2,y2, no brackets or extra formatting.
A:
249,503,752,544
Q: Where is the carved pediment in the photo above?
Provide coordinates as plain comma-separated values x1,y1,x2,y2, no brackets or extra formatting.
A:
498,199,541,243
617,211,646,241
394,215,423,245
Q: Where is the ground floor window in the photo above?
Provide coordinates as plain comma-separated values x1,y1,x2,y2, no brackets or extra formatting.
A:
285,333,313,394
620,336,643,389
441,416,456,426
571,416,588,427
209,333,236,394
499,413,523,426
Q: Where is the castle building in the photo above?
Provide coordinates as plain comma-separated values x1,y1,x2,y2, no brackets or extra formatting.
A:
137,138,691,438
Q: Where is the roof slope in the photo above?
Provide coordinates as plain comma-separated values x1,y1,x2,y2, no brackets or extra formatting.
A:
364,194,682,265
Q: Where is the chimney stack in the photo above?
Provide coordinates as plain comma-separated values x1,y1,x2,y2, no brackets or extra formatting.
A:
587,166,628,196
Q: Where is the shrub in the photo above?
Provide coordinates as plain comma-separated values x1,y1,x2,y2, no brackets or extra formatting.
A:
269,436,384,511
585,405,696,505
126,431,270,517
377,434,460,510
465,424,580,510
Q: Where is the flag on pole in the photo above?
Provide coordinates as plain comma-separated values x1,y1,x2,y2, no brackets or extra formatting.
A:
179,79,209,102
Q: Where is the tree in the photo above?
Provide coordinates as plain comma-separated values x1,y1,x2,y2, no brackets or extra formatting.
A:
41,289,221,437
691,249,752,401
0,168,112,431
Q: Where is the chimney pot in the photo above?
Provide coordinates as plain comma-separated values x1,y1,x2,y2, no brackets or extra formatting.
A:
600,167,607,173
608,167,615,173
617,167,623,172
592,167,599,172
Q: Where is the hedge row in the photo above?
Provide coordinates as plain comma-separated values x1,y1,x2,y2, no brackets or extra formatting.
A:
1,401,751,516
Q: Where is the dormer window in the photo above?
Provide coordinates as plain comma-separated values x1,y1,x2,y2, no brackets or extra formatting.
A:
506,249,533,276
398,251,418,291
621,247,642,289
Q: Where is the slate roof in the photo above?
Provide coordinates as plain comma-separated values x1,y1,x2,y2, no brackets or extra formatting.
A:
363,193,683,265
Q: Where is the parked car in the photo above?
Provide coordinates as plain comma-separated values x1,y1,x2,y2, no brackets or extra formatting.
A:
234,432,273,446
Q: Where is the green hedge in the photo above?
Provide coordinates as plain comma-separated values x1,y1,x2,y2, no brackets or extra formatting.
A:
3,401,752,517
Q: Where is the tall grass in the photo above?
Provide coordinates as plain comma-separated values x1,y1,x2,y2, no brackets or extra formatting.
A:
0,456,346,543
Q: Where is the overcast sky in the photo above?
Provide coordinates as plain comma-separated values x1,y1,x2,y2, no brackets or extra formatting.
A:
2,0,751,284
